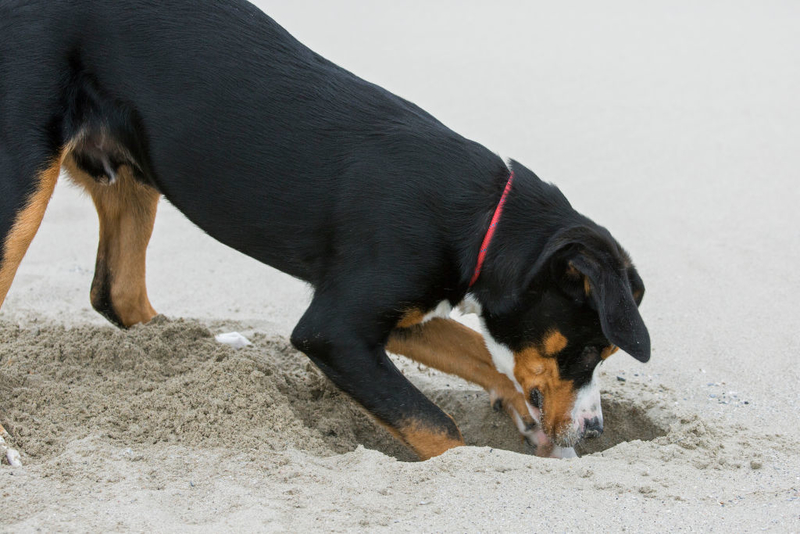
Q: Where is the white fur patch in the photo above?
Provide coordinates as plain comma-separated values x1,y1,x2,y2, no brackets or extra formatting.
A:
421,300,453,323
457,294,481,315
478,317,523,394
460,295,523,395
571,364,602,429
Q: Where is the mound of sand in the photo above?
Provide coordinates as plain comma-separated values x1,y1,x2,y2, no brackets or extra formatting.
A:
1,317,696,465
1,317,785,468
0,317,413,462
1,318,797,530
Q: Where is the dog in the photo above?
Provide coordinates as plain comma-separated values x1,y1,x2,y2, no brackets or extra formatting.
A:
0,0,650,461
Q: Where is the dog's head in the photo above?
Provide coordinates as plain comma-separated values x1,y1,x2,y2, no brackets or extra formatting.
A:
479,223,649,448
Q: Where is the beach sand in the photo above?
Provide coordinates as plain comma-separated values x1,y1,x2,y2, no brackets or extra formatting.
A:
2,1,799,531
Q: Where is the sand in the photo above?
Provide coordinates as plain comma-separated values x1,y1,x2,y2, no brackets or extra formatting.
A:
2,319,795,531
2,1,800,532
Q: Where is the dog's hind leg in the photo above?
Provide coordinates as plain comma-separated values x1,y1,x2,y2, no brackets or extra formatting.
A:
0,151,61,467
63,158,160,328
0,156,61,310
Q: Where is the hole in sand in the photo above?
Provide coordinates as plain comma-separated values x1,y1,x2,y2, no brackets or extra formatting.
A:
575,396,670,455
426,388,671,457
424,389,537,455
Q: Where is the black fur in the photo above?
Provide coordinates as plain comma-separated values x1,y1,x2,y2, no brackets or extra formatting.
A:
0,0,650,454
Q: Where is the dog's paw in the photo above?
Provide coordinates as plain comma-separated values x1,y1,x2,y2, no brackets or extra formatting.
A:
488,387,572,458
489,388,545,447
490,388,535,425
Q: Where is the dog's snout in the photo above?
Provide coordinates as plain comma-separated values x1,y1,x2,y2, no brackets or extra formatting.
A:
582,416,603,439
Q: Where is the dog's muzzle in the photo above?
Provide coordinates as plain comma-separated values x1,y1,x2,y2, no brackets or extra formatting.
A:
569,377,604,443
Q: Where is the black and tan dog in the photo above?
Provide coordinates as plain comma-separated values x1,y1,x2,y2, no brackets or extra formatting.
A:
0,0,650,460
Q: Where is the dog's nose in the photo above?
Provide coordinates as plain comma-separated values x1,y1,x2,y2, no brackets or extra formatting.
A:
582,416,603,439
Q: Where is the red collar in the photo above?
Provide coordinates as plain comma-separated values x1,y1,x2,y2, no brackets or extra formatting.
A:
468,171,515,288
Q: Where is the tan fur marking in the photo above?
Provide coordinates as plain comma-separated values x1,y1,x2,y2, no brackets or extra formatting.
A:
583,276,592,297
542,330,568,355
64,157,160,327
387,318,531,426
0,161,61,308
375,415,463,460
388,318,498,384
513,347,577,440
397,418,464,460
601,345,619,360
395,308,426,328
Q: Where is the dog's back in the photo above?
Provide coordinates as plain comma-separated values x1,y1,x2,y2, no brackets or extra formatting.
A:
1,0,504,284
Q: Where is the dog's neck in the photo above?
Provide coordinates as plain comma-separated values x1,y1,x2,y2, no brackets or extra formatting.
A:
463,161,589,304
467,171,515,288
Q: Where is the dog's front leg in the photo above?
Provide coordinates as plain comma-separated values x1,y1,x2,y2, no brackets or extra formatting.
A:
291,293,464,460
387,318,535,426
387,317,564,457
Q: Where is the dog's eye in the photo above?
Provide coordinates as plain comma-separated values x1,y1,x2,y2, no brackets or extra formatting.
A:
529,388,543,410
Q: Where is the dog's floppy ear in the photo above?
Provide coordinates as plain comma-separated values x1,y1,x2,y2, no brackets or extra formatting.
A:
569,255,651,362
524,227,650,362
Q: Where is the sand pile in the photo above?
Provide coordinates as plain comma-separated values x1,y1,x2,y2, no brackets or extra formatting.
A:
1,318,782,469
0,317,412,463
1,319,797,531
